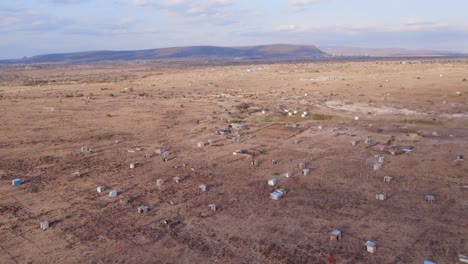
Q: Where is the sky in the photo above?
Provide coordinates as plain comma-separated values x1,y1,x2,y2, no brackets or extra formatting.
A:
1,0,468,59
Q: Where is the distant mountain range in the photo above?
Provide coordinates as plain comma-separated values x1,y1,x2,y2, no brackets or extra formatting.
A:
0,44,465,65
0,44,327,64
319,46,466,57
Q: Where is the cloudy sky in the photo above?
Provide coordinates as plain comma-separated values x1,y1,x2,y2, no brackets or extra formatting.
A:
1,0,467,59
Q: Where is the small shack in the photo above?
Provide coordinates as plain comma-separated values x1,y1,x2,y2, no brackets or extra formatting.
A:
302,169,310,176
109,190,118,197
424,261,436,264
97,186,105,193
373,162,383,171
383,176,393,183
378,156,385,163
272,160,278,165
144,153,151,158
173,176,181,183
208,204,218,211
199,184,207,192
425,194,435,202
298,162,306,169
364,241,377,253
459,254,468,263
156,179,164,187
330,230,342,241
251,160,259,166
268,179,277,186
270,191,284,200
40,221,49,230
12,179,22,186
375,193,387,201
197,142,205,148
284,172,292,178
130,163,137,169
351,140,358,146
138,206,149,214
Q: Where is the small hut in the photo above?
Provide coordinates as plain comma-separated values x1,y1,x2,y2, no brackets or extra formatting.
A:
383,176,393,183
298,162,306,169
425,194,435,202
373,162,383,171
270,191,284,200
378,156,385,163
272,160,278,165
97,186,105,193
268,179,277,186
302,169,310,176
109,190,118,197
375,193,387,201
173,176,181,183
156,179,164,187
12,179,22,186
364,241,377,253
330,230,342,241
199,184,207,192
40,221,49,230
197,142,205,148
138,206,149,214
208,204,218,211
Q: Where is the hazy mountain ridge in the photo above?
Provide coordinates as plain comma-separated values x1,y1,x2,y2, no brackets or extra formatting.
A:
0,44,328,64
320,46,466,57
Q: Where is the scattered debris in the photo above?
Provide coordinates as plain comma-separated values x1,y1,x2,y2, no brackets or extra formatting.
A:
127,147,142,153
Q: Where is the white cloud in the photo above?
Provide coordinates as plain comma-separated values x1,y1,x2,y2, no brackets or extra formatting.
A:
290,0,322,6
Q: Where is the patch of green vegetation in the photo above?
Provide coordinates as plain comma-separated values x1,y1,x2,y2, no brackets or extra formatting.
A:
93,132,114,140
31,155,58,167
195,126,207,133
399,119,441,125
23,79,48,86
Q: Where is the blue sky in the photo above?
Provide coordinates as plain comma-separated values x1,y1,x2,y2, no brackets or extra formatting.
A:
1,0,467,59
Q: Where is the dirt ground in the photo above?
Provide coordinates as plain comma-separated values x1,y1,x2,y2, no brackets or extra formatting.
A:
0,59,467,264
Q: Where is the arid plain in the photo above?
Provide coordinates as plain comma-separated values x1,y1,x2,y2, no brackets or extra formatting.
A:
0,59,467,263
